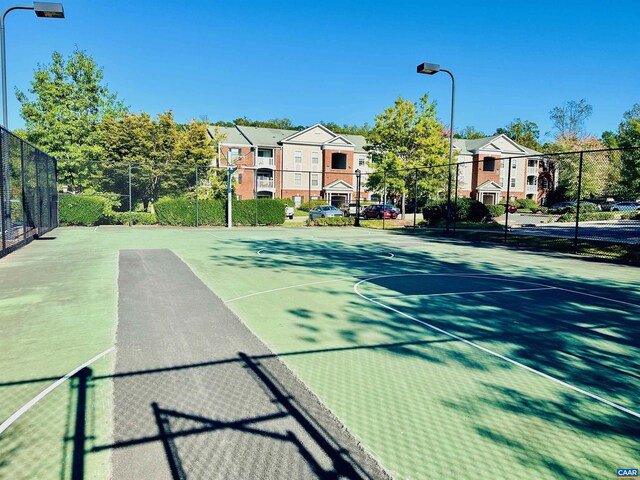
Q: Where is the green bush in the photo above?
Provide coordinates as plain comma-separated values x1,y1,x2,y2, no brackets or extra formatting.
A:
155,197,285,226
557,212,616,222
232,198,286,225
59,194,112,226
111,212,157,225
298,199,328,212
308,216,355,226
423,198,490,223
486,204,506,218
517,198,539,211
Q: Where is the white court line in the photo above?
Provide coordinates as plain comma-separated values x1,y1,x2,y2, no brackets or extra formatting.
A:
225,278,353,303
256,248,394,260
354,274,640,419
93,226,99,232
371,286,555,301
0,347,115,436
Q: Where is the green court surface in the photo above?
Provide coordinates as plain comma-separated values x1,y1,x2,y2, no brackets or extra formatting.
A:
0,226,638,479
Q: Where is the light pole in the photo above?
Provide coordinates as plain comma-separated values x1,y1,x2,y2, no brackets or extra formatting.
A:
354,169,361,227
1,2,65,128
417,62,455,232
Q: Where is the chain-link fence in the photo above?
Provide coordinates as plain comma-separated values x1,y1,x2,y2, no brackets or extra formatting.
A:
1,127,58,257
62,146,640,259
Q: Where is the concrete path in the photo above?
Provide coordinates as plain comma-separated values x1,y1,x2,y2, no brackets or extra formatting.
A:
110,249,389,480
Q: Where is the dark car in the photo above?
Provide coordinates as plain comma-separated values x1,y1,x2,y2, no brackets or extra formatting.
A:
362,204,398,219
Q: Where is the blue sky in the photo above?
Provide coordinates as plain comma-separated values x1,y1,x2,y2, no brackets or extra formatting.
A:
6,0,639,141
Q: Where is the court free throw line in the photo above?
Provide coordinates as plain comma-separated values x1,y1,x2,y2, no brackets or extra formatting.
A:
0,347,115,436
354,274,640,419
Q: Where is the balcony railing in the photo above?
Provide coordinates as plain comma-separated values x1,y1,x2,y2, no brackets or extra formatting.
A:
256,157,275,167
526,184,538,194
257,178,275,188
527,166,538,175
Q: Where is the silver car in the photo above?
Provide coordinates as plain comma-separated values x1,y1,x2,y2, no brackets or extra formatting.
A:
611,201,640,211
309,205,343,220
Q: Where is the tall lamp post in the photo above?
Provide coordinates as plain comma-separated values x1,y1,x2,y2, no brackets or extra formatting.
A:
1,2,65,128
354,169,361,227
416,62,455,232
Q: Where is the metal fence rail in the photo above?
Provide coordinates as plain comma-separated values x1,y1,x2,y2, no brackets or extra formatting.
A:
0,127,58,257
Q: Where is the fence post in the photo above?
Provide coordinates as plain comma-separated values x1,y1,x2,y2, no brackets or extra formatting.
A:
195,166,199,227
453,163,460,235
413,168,418,230
20,140,26,241
128,163,132,227
308,171,311,205
504,157,513,243
382,171,386,230
0,132,5,252
574,152,584,254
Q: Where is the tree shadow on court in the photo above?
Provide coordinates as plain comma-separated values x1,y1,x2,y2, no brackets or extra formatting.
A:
201,231,639,478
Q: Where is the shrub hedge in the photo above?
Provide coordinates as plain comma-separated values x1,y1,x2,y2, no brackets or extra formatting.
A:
516,198,539,211
557,211,639,222
308,216,355,226
486,204,506,218
423,198,493,224
298,199,328,212
59,194,112,226
154,197,285,226
111,212,158,225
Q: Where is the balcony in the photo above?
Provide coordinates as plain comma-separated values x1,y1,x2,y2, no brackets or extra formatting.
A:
255,156,275,168
526,184,538,194
257,177,275,189
527,166,538,175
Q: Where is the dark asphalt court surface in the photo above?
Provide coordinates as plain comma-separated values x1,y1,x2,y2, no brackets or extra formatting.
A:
111,249,390,479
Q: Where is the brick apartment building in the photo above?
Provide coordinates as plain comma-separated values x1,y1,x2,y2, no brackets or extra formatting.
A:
210,124,373,207
209,125,554,207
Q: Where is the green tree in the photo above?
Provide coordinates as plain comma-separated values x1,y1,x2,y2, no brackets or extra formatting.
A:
549,99,592,141
16,48,127,192
494,119,541,150
455,126,486,139
613,104,640,198
98,112,217,210
365,94,449,216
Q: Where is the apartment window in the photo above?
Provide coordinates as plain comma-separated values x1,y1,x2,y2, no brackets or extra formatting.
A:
541,178,550,190
510,177,516,188
311,152,319,171
311,173,319,187
511,161,517,169
294,173,302,186
483,157,496,171
237,173,242,184
358,156,366,167
500,177,505,187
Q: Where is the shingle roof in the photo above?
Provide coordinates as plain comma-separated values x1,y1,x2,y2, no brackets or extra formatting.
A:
209,126,251,146
453,135,541,156
236,126,298,146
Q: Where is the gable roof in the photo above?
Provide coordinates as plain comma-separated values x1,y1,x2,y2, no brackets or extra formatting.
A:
208,126,251,146
235,126,298,146
324,135,355,147
454,134,541,156
324,179,354,191
476,180,503,191
280,123,338,144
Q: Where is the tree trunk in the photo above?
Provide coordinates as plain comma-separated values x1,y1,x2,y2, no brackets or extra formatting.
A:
401,192,406,219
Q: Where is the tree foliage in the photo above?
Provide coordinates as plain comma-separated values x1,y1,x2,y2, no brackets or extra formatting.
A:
365,94,449,213
16,48,127,192
97,112,217,210
454,126,486,139
549,99,593,141
494,118,541,150
609,104,640,198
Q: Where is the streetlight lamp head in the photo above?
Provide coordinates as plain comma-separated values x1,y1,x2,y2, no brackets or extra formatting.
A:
416,62,440,75
33,2,65,18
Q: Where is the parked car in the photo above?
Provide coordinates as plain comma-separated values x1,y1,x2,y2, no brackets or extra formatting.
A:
610,201,640,211
341,203,359,217
308,205,343,220
550,201,576,210
361,204,398,219
285,204,294,220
